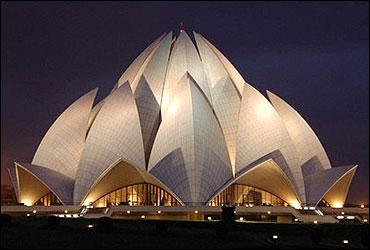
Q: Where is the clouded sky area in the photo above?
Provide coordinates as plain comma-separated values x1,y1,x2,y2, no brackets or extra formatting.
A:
1,1,369,204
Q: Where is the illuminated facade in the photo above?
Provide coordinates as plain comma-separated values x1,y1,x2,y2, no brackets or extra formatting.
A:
9,31,357,209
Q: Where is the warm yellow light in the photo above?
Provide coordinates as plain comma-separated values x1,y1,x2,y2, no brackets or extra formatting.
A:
194,210,198,214
267,211,271,214
22,200,32,206
126,210,130,214
361,205,365,208
32,210,37,214
256,101,273,120
239,217,244,221
64,210,68,214
313,220,318,224
141,215,145,219
332,203,343,208
294,218,298,222
87,224,94,228
157,211,161,214
207,216,212,221
364,219,368,223
27,214,31,217
168,100,180,116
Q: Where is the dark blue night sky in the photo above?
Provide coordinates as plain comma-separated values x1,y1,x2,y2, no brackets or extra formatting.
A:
1,1,368,204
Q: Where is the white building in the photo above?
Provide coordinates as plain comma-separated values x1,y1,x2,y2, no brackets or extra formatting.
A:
9,31,357,209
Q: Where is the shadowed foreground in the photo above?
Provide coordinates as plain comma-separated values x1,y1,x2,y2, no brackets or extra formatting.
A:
1,215,369,249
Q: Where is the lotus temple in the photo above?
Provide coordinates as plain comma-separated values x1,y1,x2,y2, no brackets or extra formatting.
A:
5,31,368,223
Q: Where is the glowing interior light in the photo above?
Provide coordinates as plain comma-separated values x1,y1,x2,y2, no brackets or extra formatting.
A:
337,216,344,219
87,224,94,228
194,210,198,214
346,216,355,219
58,214,65,218
303,207,309,210
126,211,130,214
27,214,31,217
141,215,145,219
32,210,37,214
361,205,365,208
291,202,301,209
245,204,249,207
341,212,345,215
313,220,318,224
66,214,72,218
207,216,212,221
272,235,278,239
284,203,288,207
73,214,79,218
239,217,244,221
157,211,161,214
364,219,368,222
22,200,32,206
64,210,68,213
294,218,298,222
343,240,349,244
309,207,315,210
267,211,271,214
332,203,343,208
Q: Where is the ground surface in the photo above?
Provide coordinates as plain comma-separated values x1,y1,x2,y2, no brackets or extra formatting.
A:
1,215,369,249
